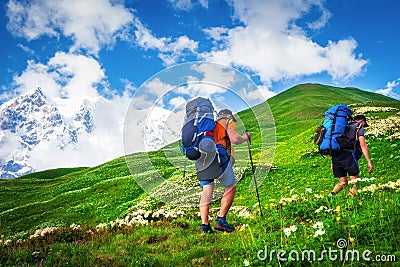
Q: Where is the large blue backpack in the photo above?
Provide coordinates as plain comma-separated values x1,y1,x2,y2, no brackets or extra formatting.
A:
315,104,353,155
181,97,216,160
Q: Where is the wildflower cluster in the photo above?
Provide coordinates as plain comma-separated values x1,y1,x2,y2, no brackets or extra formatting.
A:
230,206,254,219
364,115,400,140
352,106,398,114
351,177,376,183
2,223,95,249
312,221,325,237
0,235,12,246
1,206,186,248
283,225,297,237
100,207,186,230
29,226,59,239
360,179,400,194
282,221,327,239
278,194,307,206
315,205,334,214
268,190,324,209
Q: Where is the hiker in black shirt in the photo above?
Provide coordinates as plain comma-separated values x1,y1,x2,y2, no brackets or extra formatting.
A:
330,115,373,197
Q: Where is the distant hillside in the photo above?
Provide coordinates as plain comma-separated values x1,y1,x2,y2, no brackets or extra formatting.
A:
268,83,395,119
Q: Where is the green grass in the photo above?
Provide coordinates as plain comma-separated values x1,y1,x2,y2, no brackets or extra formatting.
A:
1,83,400,266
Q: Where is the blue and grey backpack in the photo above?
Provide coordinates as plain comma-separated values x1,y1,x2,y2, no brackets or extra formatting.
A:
314,104,353,155
181,97,216,160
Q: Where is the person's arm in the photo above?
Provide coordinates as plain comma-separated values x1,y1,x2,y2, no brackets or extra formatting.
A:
359,136,373,173
227,128,249,145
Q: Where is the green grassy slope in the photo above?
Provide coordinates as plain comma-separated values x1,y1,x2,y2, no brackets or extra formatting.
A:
0,157,141,238
1,83,400,266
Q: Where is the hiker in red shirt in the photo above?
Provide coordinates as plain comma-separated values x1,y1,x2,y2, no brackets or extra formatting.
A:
199,109,249,233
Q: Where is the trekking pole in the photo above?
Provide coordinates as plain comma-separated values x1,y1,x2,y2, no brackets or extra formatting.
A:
245,130,263,219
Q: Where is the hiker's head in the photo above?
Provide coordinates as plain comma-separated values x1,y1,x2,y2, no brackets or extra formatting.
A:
218,109,237,122
354,114,369,127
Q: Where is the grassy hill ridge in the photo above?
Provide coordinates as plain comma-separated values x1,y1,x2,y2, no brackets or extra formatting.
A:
1,83,400,266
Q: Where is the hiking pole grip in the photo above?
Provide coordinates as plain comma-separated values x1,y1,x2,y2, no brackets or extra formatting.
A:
245,129,251,144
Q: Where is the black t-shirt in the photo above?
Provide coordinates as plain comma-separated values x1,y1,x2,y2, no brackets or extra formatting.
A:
345,122,364,140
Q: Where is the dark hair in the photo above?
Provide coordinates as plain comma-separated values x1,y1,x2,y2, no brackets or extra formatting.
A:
218,109,237,122
353,114,369,127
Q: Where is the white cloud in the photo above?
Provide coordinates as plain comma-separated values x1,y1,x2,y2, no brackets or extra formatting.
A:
376,78,400,100
6,0,133,54
159,36,199,65
133,17,168,50
169,96,186,110
204,26,230,44
307,1,332,30
201,0,368,86
167,0,209,10
325,38,368,82
167,0,193,11
198,0,209,9
0,130,24,160
12,60,61,99
133,18,198,65
16,43,36,56
12,52,106,117
245,85,276,103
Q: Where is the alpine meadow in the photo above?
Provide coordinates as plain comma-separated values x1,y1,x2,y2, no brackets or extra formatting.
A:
1,83,400,266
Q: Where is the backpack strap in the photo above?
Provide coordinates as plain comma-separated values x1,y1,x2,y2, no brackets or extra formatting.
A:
353,123,362,152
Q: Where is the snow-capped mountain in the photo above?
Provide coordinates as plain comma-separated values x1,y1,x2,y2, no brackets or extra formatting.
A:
0,86,185,179
143,107,184,152
0,87,94,179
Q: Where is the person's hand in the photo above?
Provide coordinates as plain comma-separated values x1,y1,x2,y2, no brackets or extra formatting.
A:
367,161,373,173
244,131,251,141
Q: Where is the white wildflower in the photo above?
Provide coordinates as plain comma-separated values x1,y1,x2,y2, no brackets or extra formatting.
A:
283,228,292,237
313,221,324,229
314,194,324,199
144,210,152,219
313,229,326,237
70,223,81,230
96,223,108,230
283,225,297,237
315,206,326,213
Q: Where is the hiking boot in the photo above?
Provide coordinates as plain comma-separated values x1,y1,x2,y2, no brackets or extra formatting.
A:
215,217,235,232
201,223,216,234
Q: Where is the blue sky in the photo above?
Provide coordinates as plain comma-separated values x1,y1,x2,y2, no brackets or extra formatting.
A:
1,0,400,106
